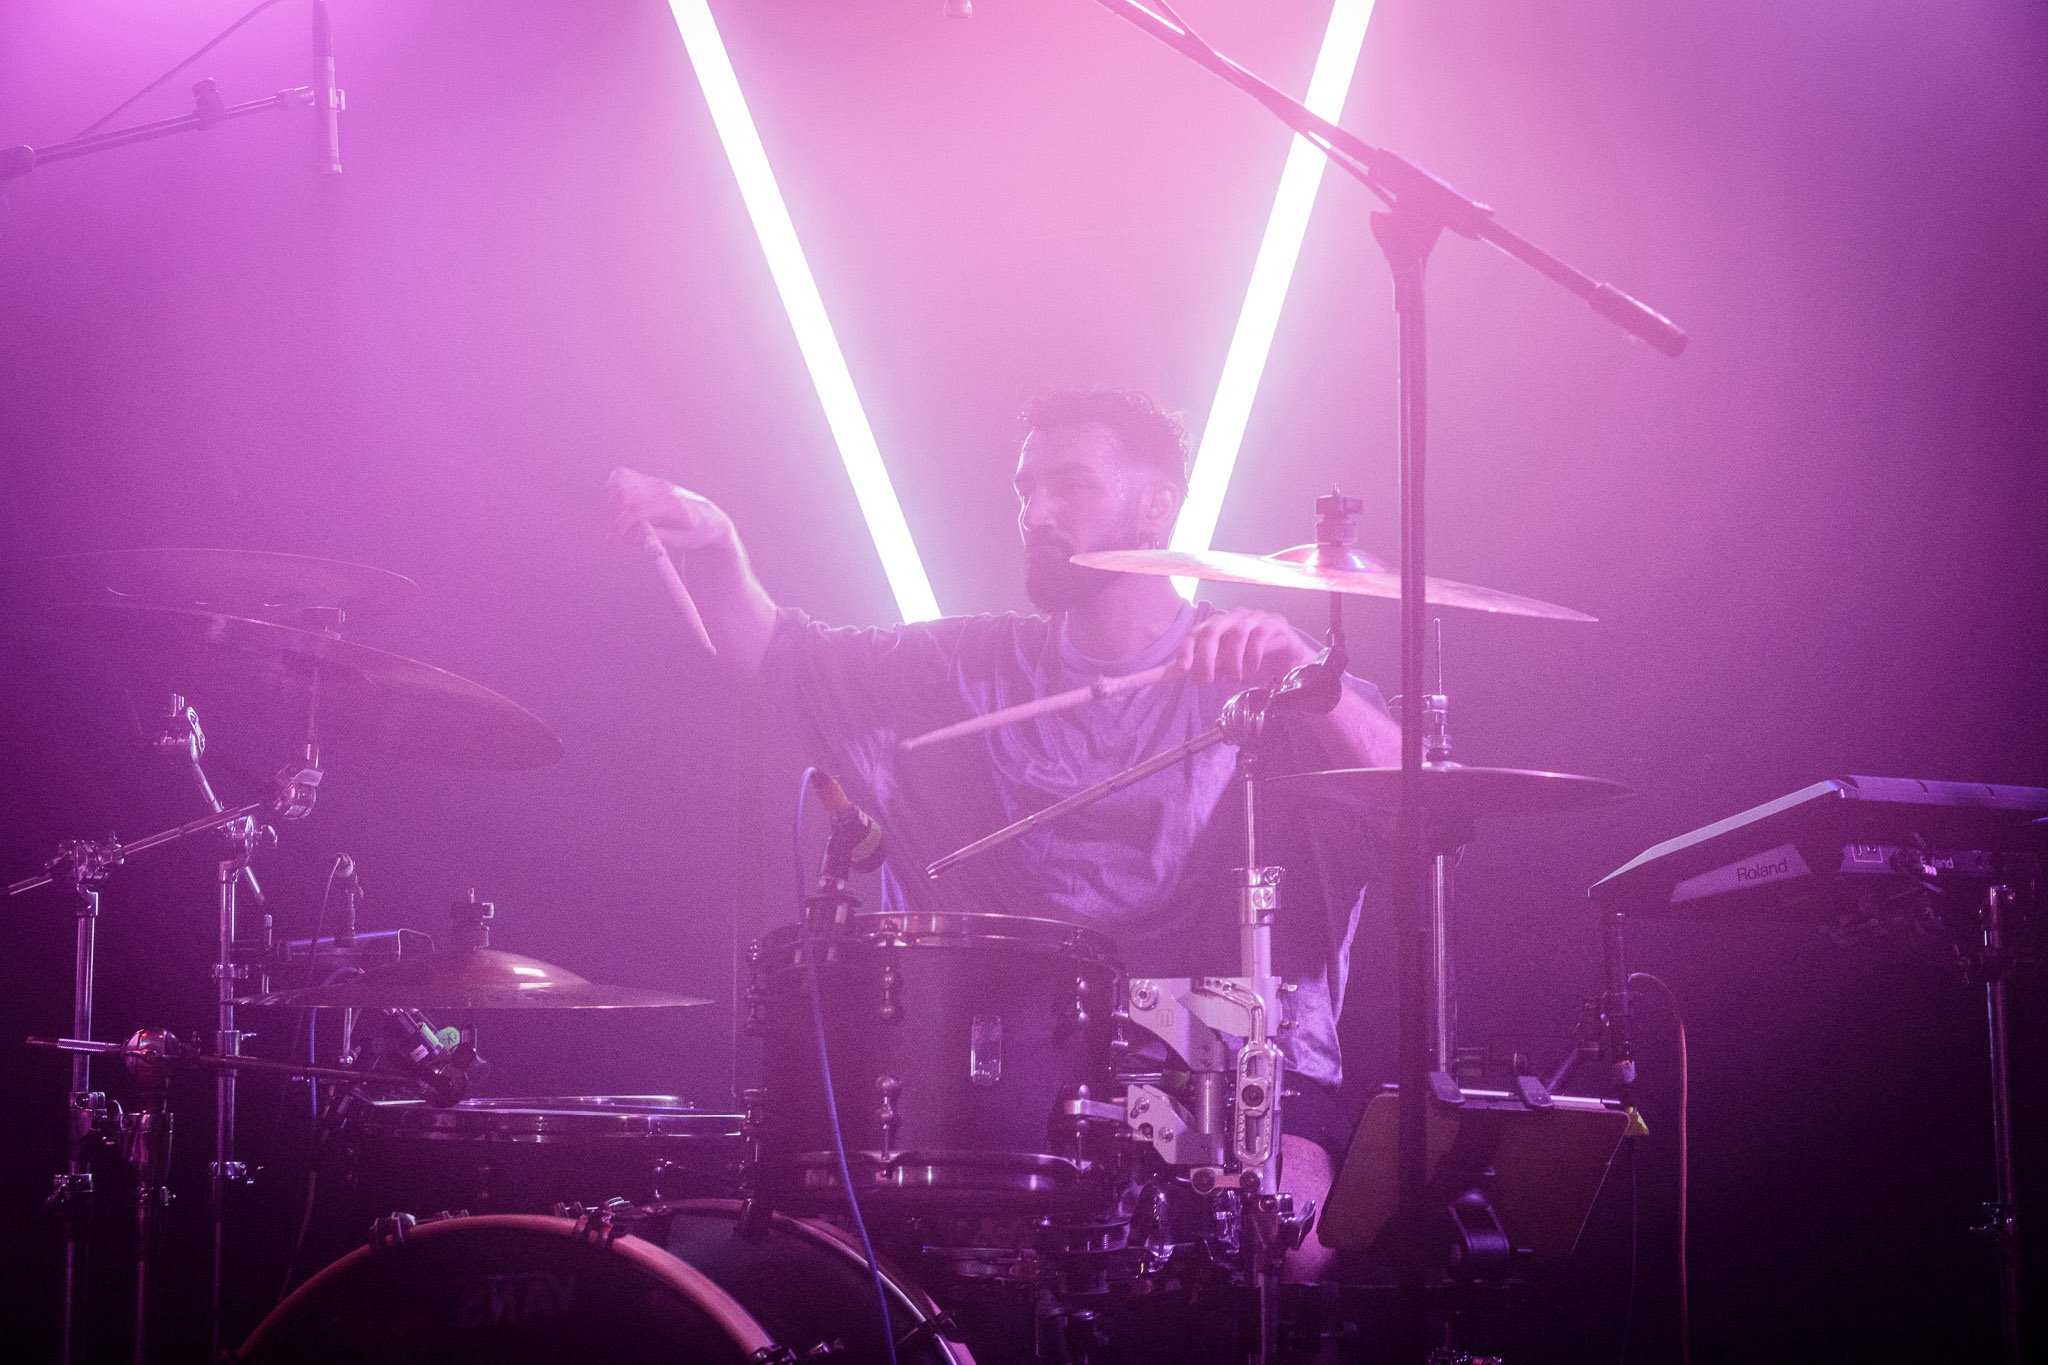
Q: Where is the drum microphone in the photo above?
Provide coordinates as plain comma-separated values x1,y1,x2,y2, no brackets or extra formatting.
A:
356,1007,481,1106
811,770,887,875
312,0,342,175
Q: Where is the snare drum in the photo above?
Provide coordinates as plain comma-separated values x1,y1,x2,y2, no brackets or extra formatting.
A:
239,1207,972,1364
750,912,1122,1213
348,1096,743,1216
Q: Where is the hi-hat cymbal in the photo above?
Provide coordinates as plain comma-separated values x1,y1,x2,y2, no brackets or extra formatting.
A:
38,601,562,770
1273,764,1634,823
243,947,710,1011
5,548,417,619
1071,546,1595,622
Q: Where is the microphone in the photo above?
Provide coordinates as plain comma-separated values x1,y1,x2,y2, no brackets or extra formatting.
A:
312,0,342,175
810,770,886,875
356,1007,481,1106
1601,911,1636,1100
333,854,363,949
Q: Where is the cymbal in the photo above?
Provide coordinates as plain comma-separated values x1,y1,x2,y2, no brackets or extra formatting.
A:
1070,546,1595,622
39,602,563,770
1273,764,1635,822
5,548,417,619
242,947,710,1011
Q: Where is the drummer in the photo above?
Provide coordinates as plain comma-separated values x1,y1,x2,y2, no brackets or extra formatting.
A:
609,388,1399,1277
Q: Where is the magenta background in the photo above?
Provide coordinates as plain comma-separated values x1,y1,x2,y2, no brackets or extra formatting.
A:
2,1,2044,1358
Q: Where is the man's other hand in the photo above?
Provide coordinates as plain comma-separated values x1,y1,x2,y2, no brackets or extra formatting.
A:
1175,609,1316,686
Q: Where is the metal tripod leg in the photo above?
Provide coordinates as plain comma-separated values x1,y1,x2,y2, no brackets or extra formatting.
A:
1975,884,2023,1365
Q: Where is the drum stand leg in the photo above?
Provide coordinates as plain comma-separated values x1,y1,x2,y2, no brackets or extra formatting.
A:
48,876,109,1365
210,823,259,1361
1972,884,2025,1365
119,1044,175,1365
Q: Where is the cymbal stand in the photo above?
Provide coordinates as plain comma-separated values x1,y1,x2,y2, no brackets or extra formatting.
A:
118,1031,175,1365
209,745,320,1361
36,843,119,1365
1971,882,2027,1365
1419,619,1465,1076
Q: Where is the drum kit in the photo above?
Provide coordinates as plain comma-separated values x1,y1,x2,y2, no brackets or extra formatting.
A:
5,516,1650,1365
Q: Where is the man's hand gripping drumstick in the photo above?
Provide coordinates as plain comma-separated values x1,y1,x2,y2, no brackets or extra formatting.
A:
607,468,780,671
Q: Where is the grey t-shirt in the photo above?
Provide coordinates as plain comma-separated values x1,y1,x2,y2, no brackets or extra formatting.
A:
761,600,1384,1086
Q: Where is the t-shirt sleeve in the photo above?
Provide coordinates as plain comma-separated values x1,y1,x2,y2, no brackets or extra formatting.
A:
758,606,980,810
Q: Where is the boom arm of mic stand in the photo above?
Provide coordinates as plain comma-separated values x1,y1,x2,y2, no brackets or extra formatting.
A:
1090,0,1688,357
927,726,1230,879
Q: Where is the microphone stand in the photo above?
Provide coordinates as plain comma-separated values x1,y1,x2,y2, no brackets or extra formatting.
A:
1,79,333,183
1,4,345,185
1088,4,1689,1358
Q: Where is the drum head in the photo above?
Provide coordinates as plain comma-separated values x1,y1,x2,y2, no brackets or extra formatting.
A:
648,1200,973,1365
238,1214,772,1364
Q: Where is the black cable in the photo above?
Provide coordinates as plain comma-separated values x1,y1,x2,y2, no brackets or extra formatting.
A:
1620,1138,1637,1364
73,0,292,139
792,767,899,1365
1629,971,1690,1365
276,1079,350,1304
300,854,350,1120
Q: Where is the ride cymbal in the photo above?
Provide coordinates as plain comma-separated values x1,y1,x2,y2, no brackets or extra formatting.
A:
1071,546,1595,621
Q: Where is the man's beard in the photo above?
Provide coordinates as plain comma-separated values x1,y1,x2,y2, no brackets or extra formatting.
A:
1023,512,1148,613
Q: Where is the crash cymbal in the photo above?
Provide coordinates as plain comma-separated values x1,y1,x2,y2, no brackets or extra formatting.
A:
5,548,417,619
1070,546,1595,621
243,947,710,1011
39,601,562,770
1273,764,1634,822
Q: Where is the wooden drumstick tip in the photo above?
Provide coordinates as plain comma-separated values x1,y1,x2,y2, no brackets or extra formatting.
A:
637,522,717,658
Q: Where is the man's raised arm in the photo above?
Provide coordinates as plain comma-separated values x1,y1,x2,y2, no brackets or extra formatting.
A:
607,467,780,674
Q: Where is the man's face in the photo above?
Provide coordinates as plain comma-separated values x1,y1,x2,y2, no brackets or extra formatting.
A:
1014,422,1163,612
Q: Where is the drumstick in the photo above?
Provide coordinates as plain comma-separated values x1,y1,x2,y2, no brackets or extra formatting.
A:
900,663,1174,752
637,523,717,658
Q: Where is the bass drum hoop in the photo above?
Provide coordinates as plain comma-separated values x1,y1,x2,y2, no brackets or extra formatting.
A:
647,1198,975,1363
236,1213,773,1361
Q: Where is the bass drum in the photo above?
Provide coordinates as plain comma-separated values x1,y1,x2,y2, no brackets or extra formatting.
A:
648,1199,974,1364
237,1214,773,1365
240,1205,973,1365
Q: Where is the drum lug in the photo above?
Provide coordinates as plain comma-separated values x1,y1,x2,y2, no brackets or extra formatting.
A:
747,1348,803,1365
744,940,769,1035
879,959,903,1022
571,1197,631,1246
1062,975,1093,1033
368,1211,417,1250
876,1075,901,1157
